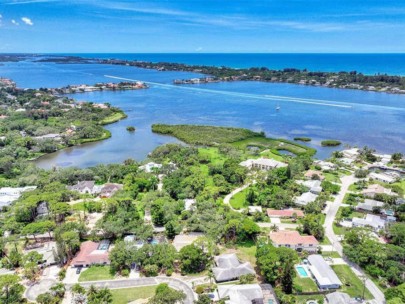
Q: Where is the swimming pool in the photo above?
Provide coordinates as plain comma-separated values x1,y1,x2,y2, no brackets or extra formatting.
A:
296,266,309,277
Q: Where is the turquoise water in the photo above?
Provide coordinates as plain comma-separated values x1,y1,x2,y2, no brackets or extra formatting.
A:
0,57,404,168
296,266,309,277
74,53,405,75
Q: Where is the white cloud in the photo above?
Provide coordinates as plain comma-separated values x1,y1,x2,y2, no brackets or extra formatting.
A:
12,19,20,25
195,47,203,52
21,17,33,25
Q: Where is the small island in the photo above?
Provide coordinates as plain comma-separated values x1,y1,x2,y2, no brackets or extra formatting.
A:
126,126,136,132
294,137,312,142
321,140,342,147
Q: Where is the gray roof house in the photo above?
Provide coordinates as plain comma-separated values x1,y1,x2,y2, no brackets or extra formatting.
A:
352,214,386,231
213,253,255,282
295,192,318,206
326,291,357,304
308,254,342,289
68,181,98,195
217,284,264,304
356,199,384,212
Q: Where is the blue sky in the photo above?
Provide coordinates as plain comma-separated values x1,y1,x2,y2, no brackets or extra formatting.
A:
0,0,404,53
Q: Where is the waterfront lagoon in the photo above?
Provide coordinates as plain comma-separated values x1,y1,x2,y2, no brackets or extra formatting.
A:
1,59,405,168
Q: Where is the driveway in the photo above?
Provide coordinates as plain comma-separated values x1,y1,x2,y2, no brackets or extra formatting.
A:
25,278,57,302
223,183,252,212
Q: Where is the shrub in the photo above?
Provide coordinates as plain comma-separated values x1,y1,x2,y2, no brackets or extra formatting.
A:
195,286,205,294
321,140,341,147
294,137,311,142
126,126,136,132
239,273,255,284
143,264,159,277
58,268,66,281
166,268,173,276
121,269,130,277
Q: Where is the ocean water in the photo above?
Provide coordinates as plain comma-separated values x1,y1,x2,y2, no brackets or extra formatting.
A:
72,53,405,75
0,57,404,168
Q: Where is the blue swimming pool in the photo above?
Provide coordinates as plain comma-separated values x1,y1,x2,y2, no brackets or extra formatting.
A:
296,266,309,277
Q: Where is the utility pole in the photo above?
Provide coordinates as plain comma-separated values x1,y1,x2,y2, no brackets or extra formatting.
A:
361,275,367,300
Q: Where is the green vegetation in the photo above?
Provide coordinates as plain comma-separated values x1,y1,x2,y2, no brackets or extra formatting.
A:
296,295,325,304
230,188,248,209
100,111,127,125
332,265,373,299
293,137,311,142
78,266,115,282
111,286,157,304
126,126,135,132
321,140,342,147
293,277,318,292
152,124,264,145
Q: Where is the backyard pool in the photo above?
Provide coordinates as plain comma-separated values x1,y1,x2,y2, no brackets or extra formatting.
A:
296,265,309,277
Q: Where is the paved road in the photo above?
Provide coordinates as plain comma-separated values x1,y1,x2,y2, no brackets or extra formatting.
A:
65,277,196,304
324,174,385,303
223,183,252,212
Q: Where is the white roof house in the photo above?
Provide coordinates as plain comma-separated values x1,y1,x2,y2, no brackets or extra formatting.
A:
369,172,397,184
184,199,196,211
240,158,287,171
248,206,263,214
295,192,318,206
314,160,337,171
139,162,162,173
212,254,255,282
342,148,359,159
217,284,263,304
362,184,392,198
352,214,387,231
356,199,384,212
0,186,37,207
296,180,323,194
326,291,357,304
308,254,342,289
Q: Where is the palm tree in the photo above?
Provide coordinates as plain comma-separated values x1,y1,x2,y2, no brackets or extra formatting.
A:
50,282,66,299
270,224,279,232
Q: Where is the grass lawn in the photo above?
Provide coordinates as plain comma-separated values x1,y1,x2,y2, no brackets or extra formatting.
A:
319,237,331,245
321,251,341,258
331,265,373,299
324,172,341,184
198,147,226,165
296,295,325,304
333,223,347,235
294,277,318,292
235,240,257,267
259,150,285,162
230,188,248,209
100,112,127,125
78,266,115,282
111,286,157,304
393,179,405,194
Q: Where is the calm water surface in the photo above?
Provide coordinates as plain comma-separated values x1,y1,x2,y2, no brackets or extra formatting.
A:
1,59,404,169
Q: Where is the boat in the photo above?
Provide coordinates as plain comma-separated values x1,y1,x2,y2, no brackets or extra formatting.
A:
276,104,280,111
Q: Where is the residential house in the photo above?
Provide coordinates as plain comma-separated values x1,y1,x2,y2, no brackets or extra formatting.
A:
342,148,359,159
297,180,323,194
0,186,37,208
36,202,49,217
139,162,162,173
269,231,319,253
362,184,392,198
356,199,384,213
326,291,357,304
314,160,337,171
68,181,99,195
217,284,264,304
71,240,111,268
304,170,325,181
308,254,342,290
184,199,196,211
99,183,123,198
248,206,263,214
267,209,304,218
240,158,287,171
369,172,398,184
295,192,318,206
212,253,255,282
172,233,204,252
352,214,387,231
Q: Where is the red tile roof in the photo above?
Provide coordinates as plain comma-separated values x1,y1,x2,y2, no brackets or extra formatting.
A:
267,209,304,218
270,231,319,246
71,241,110,266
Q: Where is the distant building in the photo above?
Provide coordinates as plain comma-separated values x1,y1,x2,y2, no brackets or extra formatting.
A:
295,192,318,206
240,158,287,171
267,208,304,218
68,181,99,195
71,240,111,268
217,284,264,304
314,160,337,171
352,214,387,231
212,253,255,282
270,231,319,253
342,148,359,159
308,254,342,289
248,206,263,214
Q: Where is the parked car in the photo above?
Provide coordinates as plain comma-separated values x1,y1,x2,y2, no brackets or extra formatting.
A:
76,267,82,274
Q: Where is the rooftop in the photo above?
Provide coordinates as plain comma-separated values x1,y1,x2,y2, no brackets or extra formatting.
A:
308,254,342,288
267,209,304,218
270,231,319,246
